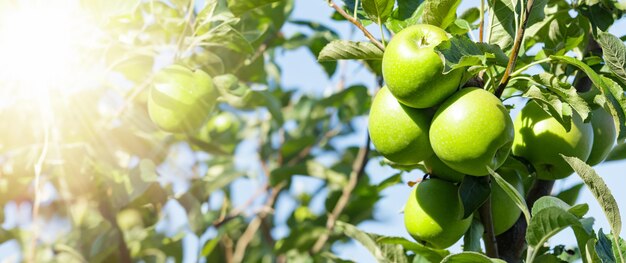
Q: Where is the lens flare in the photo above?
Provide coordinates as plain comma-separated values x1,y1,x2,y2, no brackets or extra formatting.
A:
0,0,103,104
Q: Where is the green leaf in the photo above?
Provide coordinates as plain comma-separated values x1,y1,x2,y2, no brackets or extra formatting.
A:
522,85,574,131
459,7,480,24
421,0,461,29
488,0,548,51
597,229,617,263
434,36,509,74
440,251,506,263
562,155,624,263
459,175,490,219
361,0,395,24
532,196,572,216
579,3,615,34
610,234,626,263
386,2,425,33
570,204,590,218
597,32,626,85
549,55,626,140
226,0,282,15
532,73,591,121
488,168,531,224
376,173,403,192
378,236,450,262
318,40,383,61
335,221,409,263
463,218,484,252
526,207,582,247
555,183,584,206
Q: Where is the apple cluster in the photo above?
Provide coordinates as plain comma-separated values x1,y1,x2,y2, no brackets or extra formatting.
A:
369,24,617,249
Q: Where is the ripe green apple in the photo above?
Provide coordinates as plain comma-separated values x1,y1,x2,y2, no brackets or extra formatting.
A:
148,65,219,133
382,24,463,108
404,178,471,249
423,155,465,183
512,100,594,180
491,168,523,235
586,107,617,166
429,88,514,176
369,86,434,165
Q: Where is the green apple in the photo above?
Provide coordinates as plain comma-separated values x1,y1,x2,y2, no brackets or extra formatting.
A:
404,178,471,249
491,168,523,235
429,88,514,176
382,24,463,108
148,65,219,133
423,155,465,183
512,100,594,180
369,86,434,165
586,107,617,166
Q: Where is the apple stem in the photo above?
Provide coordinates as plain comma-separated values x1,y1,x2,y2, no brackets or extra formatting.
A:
494,0,536,98
479,176,500,258
326,0,385,51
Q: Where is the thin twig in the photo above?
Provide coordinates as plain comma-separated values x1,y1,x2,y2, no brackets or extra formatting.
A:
28,95,54,263
232,184,284,263
327,0,385,51
494,0,535,98
478,176,499,258
479,0,485,43
174,0,196,60
310,133,371,253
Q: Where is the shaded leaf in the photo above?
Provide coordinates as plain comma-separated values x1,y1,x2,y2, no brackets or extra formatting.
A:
459,175,490,219
597,229,617,263
385,0,424,33
555,183,584,206
361,0,395,24
463,218,484,252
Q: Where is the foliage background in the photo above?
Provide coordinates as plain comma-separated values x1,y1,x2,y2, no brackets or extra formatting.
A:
0,0,625,262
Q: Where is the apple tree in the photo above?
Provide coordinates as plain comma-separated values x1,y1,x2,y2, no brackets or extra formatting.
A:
0,0,626,262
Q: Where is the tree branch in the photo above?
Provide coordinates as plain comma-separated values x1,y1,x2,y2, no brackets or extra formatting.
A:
479,176,499,258
310,133,371,254
495,0,536,98
232,184,284,263
327,0,385,51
